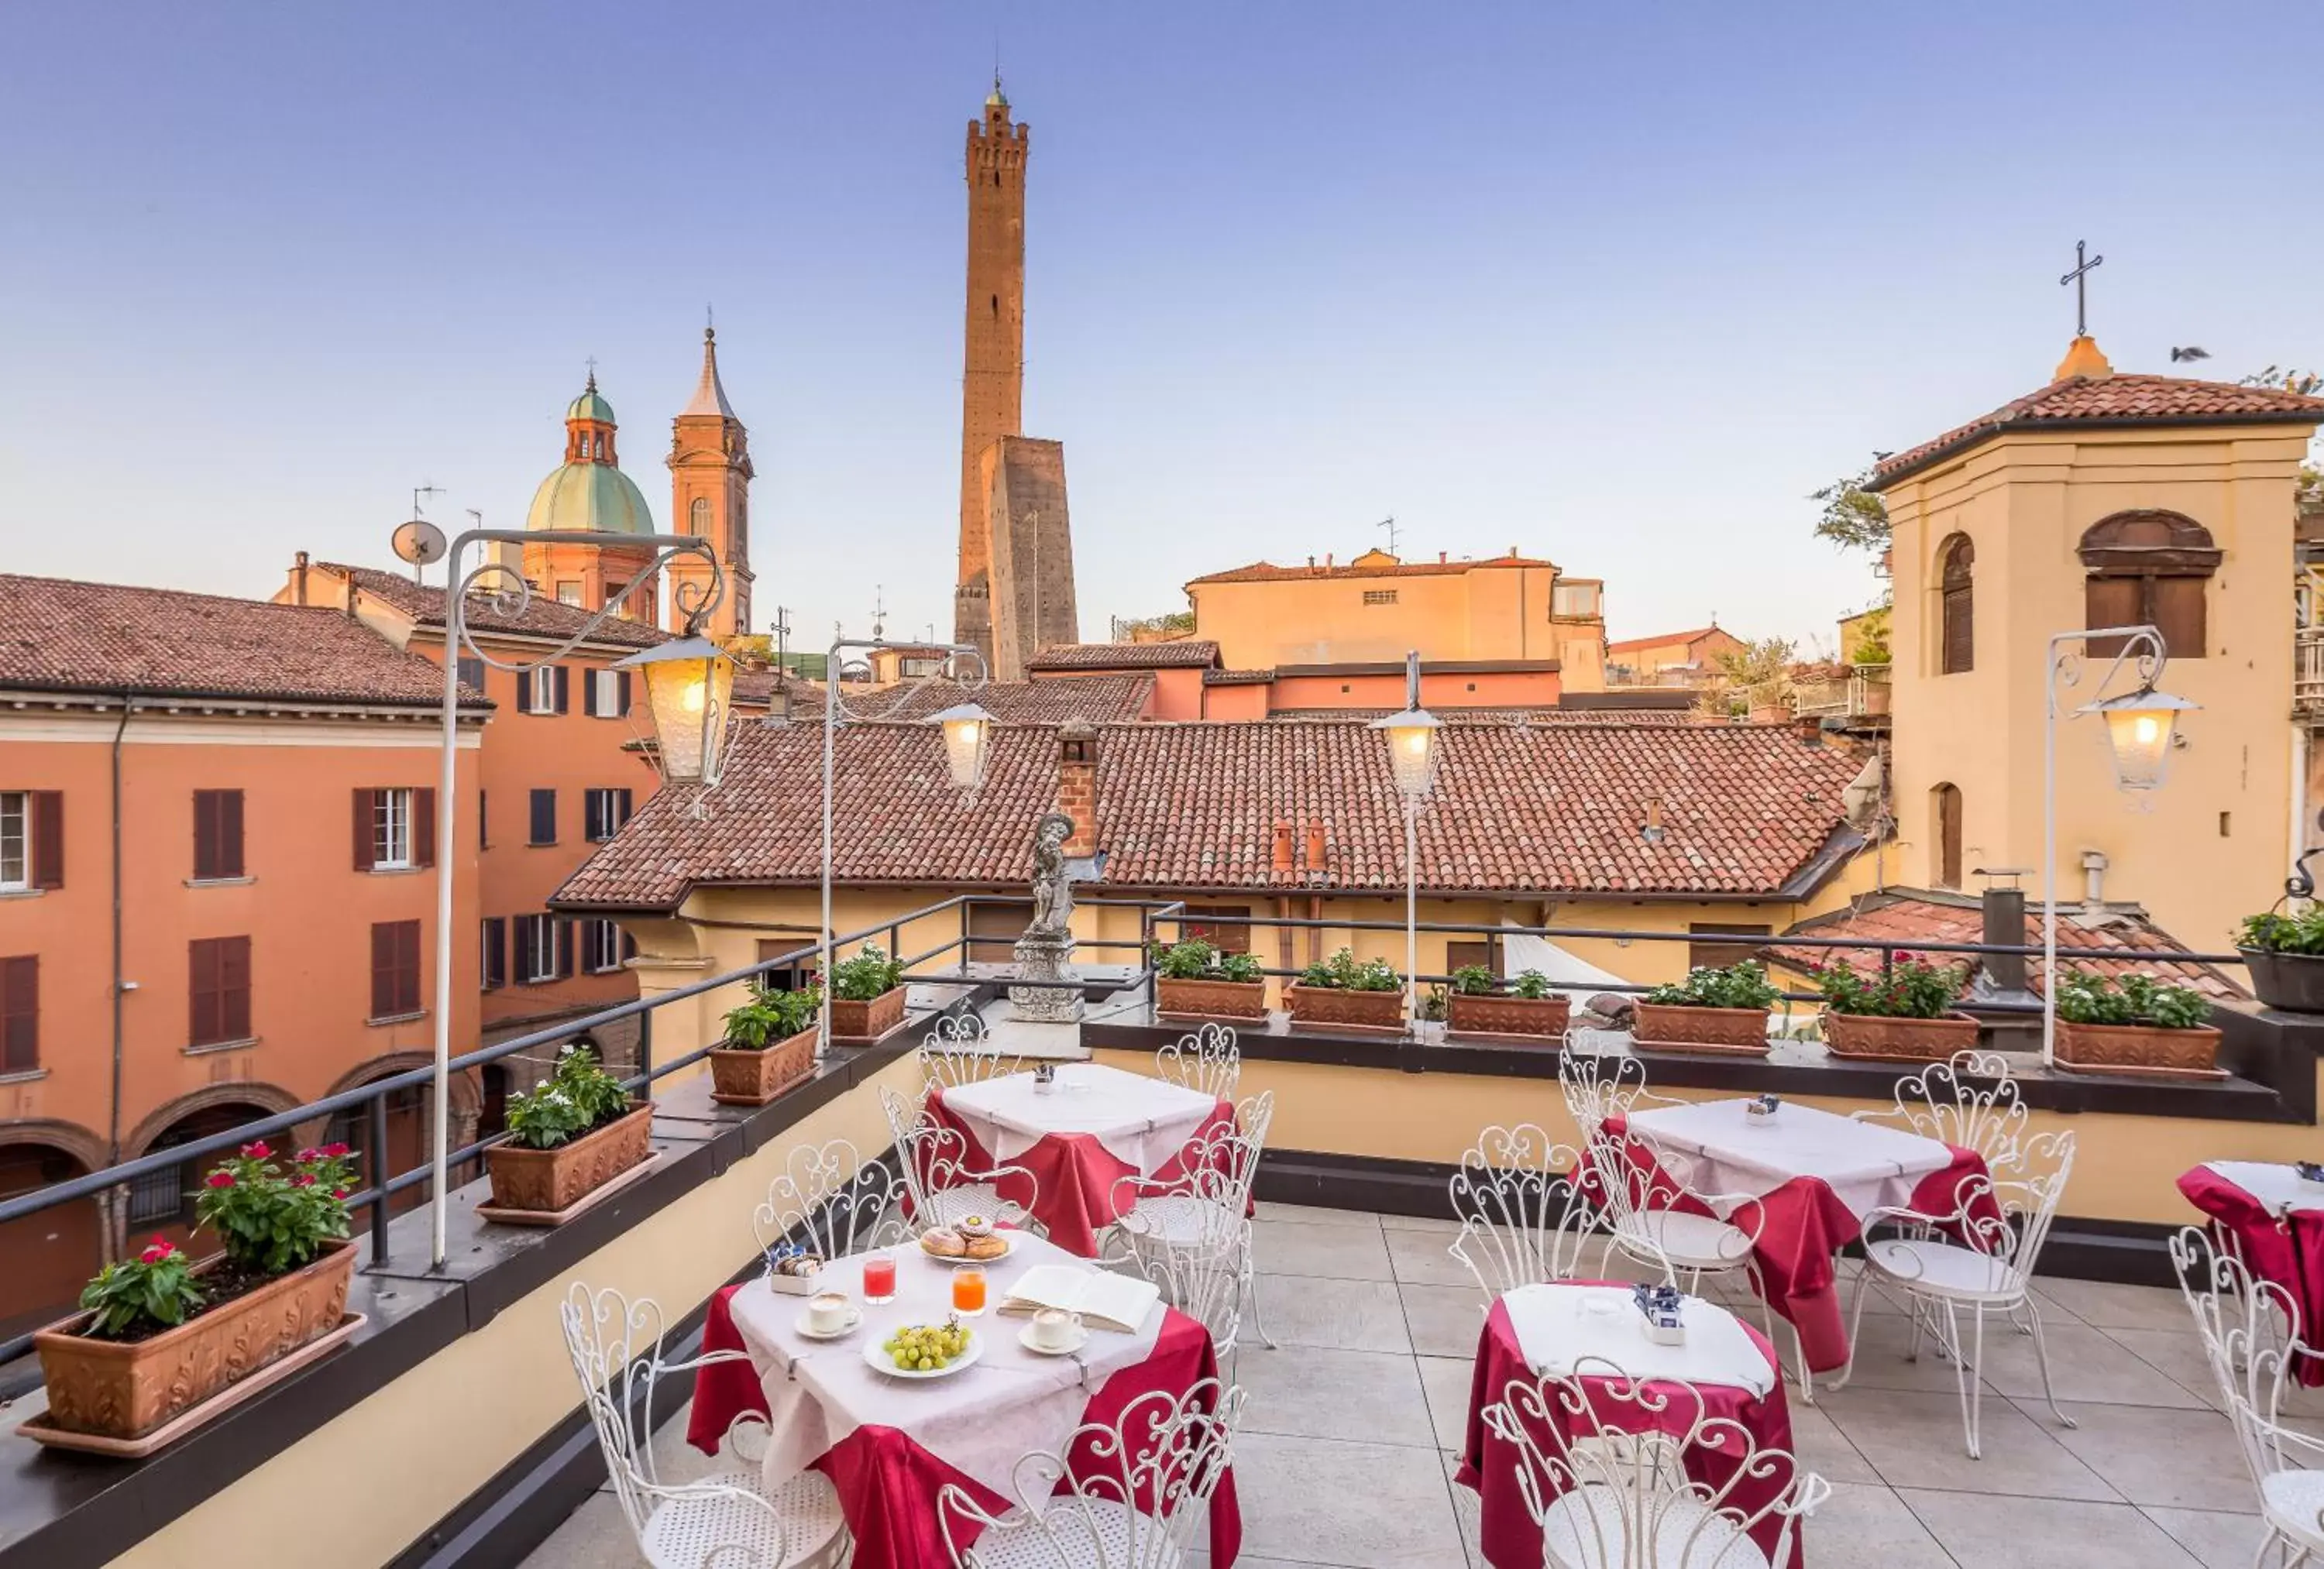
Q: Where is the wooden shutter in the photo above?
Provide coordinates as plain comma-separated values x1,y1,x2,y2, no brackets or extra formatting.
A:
0,956,37,1073
194,791,218,881
190,939,221,1045
219,936,250,1042
414,788,436,869
558,919,576,979
621,929,638,962
219,789,244,878
482,918,505,990
617,788,632,828
1938,537,1974,675
617,671,632,716
553,666,571,714
370,922,394,1018
29,792,62,890
2155,576,2208,660
353,789,376,871
2085,575,2142,659
398,921,421,1014
531,788,555,846
583,670,600,717
516,670,533,713
196,789,244,880
1937,785,1964,889
478,790,488,850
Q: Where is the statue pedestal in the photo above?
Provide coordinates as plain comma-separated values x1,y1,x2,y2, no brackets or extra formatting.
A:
1010,930,1083,1022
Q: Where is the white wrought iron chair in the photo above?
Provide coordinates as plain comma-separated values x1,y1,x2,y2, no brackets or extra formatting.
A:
1448,1123,1594,1307
920,1011,1024,1093
1583,1127,1769,1330
751,1136,912,1263
1153,1021,1241,1102
2172,1225,2324,1569
560,1282,851,1569
937,1378,1247,1568
1558,1044,1682,1143
878,1084,1041,1234
1110,1091,1277,1351
1481,1365,1829,1569
1834,1128,2078,1457
1851,1049,2029,1172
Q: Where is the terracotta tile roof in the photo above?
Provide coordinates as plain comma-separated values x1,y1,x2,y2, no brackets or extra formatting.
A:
1202,668,1277,685
1607,627,1724,654
1187,554,1554,586
0,574,483,709
728,675,1154,725
1766,890,2246,1000
1027,641,1219,671
1872,373,2324,489
554,718,1866,910
320,562,671,651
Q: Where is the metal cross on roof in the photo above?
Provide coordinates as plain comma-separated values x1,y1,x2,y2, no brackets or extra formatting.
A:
2060,240,2103,338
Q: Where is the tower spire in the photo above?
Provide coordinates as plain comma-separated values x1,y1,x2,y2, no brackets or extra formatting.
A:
682,322,737,419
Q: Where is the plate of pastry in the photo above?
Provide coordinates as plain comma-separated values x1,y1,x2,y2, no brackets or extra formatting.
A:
918,1216,1013,1264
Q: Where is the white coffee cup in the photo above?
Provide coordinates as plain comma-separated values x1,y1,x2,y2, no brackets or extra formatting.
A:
1030,1307,1081,1349
807,1291,851,1334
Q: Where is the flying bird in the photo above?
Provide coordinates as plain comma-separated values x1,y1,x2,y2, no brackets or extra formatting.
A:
2170,346,2212,362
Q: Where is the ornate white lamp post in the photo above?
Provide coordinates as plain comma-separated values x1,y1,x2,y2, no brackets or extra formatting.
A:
2042,625,2197,1061
1370,652,1442,1023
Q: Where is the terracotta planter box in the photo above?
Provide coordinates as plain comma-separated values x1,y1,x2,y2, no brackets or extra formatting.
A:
708,1025,817,1106
1633,1002,1772,1055
1448,991,1571,1042
35,1238,356,1441
484,1101,652,1214
2056,1019,2225,1077
826,985,906,1044
1156,977,1269,1021
1286,984,1406,1032
2240,948,2324,1014
1821,1009,1982,1063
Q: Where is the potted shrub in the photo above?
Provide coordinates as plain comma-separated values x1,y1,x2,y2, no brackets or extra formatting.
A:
1815,953,1980,1062
710,984,822,1105
2054,970,2223,1077
825,944,907,1042
34,1142,359,1444
1634,962,1779,1055
1446,966,1571,1042
2237,910,2324,1014
483,1045,652,1217
1153,938,1269,1021
1285,947,1407,1032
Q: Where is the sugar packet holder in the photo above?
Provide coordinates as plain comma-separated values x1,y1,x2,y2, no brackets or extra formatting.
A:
764,1243,827,1296
1744,1093,1782,1121
1632,1282,1687,1346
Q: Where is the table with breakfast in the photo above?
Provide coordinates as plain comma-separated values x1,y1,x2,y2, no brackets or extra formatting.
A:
686,1218,1241,1569
927,1061,1233,1256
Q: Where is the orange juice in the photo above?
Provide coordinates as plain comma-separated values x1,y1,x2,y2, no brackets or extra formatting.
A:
952,1265,988,1316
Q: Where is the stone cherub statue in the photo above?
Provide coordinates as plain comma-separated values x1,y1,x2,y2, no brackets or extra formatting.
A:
1026,812,1076,936
1011,811,1083,1022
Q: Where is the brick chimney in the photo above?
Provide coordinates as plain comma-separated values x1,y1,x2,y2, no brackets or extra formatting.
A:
293,550,310,606
1270,820,1294,874
1981,881,2030,993
1057,719,1098,857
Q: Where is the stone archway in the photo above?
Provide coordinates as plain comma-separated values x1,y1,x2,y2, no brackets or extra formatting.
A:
125,1081,305,1162
0,1119,107,1336
325,1055,483,1214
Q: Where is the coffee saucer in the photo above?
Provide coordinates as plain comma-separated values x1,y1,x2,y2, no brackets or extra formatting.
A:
795,1307,863,1341
1018,1323,1090,1357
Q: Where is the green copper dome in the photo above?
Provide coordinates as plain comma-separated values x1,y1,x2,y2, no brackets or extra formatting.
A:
524,461,654,535
566,384,616,424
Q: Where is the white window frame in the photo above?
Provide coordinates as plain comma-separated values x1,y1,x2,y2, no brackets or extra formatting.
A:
591,669,622,716
555,582,583,608
373,788,414,870
583,918,623,974
526,671,559,716
0,793,26,892
521,917,559,984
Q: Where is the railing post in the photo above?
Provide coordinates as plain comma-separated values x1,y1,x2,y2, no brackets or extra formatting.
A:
367,1090,392,1269
959,898,971,974
635,1007,653,1084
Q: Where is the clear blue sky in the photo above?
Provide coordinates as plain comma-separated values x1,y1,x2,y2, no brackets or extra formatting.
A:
4,2,2319,655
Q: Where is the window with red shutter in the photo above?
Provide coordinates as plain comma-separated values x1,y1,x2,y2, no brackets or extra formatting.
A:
0,956,36,1073
370,919,422,1018
1938,535,1974,675
189,936,250,1046
194,790,245,881
2080,510,2218,661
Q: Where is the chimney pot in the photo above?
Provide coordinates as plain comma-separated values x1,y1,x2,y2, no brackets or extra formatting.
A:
1270,819,1294,873
1982,885,2030,991
294,551,310,606
1304,818,1327,877
1056,720,1098,857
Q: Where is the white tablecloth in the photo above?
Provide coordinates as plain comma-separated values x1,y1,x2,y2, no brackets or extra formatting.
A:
1625,1099,1954,1221
940,1063,1219,1167
1504,1283,1777,1399
2205,1160,2324,1215
727,1230,1167,1497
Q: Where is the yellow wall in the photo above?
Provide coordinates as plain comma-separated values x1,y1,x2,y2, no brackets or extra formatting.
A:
1188,558,1562,671
1882,418,2316,948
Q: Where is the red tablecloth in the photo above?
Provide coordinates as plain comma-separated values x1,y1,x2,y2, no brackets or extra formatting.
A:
923,1093,1236,1258
686,1283,1243,1569
2178,1165,2324,1386
1590,1115,1995,1375
1456,1288,1801,1569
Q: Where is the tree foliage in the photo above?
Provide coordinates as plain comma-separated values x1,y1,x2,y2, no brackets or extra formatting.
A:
1697,637,1798,718
1810,464,1890,556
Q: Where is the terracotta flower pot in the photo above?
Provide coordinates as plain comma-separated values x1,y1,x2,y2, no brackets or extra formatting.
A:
1821,1009,1982,1063
1156,977,1269,1021
826,985,906,1044
2240,948,2324,1014
2055,1019,2224,1077
1632,1002,1772,1055
1448,991,1571,1043
484,1101,652,1214
708,1024,818,1106
35,1238,356,1440
1285,984,1406,1032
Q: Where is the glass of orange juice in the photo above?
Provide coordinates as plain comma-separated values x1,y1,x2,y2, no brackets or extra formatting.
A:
951,1264,988,1317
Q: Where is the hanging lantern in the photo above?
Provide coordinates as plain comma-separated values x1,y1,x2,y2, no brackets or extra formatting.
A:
926,702,996,794
2079,683,2198,792
1370,707,1443,801
612,636,737,786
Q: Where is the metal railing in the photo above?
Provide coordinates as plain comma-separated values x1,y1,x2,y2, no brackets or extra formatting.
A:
2297,627,2324,716
1793,664,1892,721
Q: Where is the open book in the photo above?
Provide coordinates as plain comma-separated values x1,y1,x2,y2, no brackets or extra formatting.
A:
998,1265,1161,1334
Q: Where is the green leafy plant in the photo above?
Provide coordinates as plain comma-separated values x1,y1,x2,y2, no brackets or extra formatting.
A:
194,1140,358,1277
1846,605,1892,666
1419,986,1449,1021
1643,961,1781,1012
2055,970,2212,1030
504,1045,633,1152
1299,947,1402,992
1154,939,1219,980
1216,951,1262,984
2240,909,2324,956
77,1236,206,1341
723,985,821,1049
829,944,904,1002
1450,964,1497,997
1511,970,1552,1001
1813,953,1966,1020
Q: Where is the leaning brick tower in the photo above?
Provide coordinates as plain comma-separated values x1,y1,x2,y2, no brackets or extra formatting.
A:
954,77,1029,668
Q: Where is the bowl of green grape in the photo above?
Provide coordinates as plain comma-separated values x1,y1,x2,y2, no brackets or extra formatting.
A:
866,1318,981,1380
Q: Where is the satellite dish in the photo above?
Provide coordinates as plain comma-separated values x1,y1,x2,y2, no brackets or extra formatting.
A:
392,519,448,567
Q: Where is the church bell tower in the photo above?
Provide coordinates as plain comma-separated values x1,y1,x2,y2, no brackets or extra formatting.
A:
666,327,755,640
954,78,1029,664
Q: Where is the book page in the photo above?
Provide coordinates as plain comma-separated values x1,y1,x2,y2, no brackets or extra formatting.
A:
1000,1265,1160,1331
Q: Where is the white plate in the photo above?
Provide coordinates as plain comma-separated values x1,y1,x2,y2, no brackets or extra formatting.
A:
793,1306,861,1341
918,1230,1016,1265
1018,1323,1090,1358
865,1327,983,1380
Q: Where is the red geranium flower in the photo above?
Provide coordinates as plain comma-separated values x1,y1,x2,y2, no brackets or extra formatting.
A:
139,1238,174,1264
241,1140,272,1160
205,1170,235,1188
320,1142,351,1159
293,1172,317,1187
332,1188,350,1200
295,1147,319,1163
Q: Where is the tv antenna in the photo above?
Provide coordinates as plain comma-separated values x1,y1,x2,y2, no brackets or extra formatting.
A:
1377,515,1401,556
391,483,449,584
871,584,887,640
